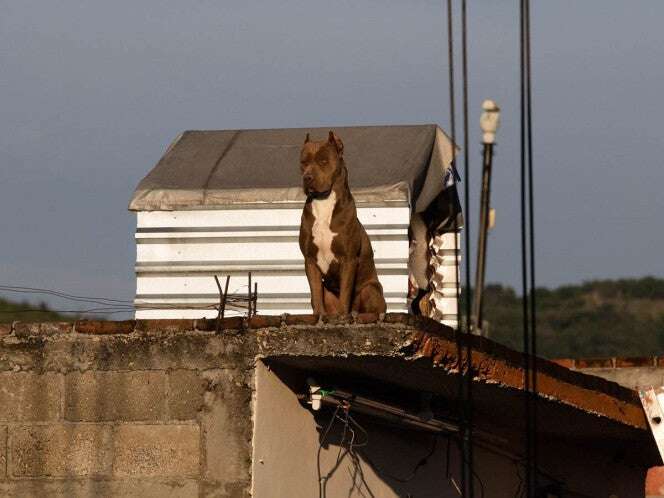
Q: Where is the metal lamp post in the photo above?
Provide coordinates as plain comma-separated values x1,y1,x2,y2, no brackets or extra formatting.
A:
472,99,500,336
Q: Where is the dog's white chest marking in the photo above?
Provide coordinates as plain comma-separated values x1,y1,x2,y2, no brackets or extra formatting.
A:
311,192,338,275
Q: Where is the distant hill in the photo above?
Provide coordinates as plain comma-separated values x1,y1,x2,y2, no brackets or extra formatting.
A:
0,297,76,323
482,276,664,359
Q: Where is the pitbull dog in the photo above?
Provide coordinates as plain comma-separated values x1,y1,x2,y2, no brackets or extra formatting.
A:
299,131,387,315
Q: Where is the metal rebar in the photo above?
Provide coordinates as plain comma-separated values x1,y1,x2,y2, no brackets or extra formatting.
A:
248,272,253,317
253,282,258,317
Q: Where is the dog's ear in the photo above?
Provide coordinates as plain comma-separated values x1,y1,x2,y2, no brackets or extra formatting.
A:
304,133,310,144
328,131,344,157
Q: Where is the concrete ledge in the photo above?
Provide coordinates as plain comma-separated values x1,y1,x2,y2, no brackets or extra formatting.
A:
5,312,389,337
0,333,250,373
256,318,650,431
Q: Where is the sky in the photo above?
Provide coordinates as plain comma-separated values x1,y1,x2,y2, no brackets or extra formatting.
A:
1,0,663,313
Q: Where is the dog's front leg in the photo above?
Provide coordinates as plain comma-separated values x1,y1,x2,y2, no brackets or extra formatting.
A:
304,258,325,315
338,258,358,314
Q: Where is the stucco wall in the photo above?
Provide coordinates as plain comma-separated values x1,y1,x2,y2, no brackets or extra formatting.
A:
252,362,646,498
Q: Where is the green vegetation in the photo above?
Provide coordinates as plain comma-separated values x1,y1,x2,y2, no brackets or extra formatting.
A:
481,276,664,359
0,297,75,323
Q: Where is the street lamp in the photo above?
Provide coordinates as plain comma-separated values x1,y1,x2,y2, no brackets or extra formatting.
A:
472,99,500,335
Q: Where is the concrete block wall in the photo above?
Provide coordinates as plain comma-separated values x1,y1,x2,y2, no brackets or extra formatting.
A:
1,315,656,498
0,319,256,498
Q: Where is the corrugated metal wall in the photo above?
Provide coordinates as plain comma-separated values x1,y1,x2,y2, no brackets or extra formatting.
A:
135,205,416,319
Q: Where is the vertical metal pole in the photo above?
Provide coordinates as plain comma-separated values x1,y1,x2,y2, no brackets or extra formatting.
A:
473,100,500,336
472,143,494,333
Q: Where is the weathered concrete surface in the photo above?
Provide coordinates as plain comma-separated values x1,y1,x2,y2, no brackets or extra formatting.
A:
65,371,167,421
0,479,199,498
200,369,253,498
11,424,113,477
0,331,251,373
113,424,200,477
0,372,63,422
168,369,207,420
0,323,255,498
0,314,658,497
0,426,7,478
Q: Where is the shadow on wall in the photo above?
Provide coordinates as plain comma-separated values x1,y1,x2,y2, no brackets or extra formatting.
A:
254,361,493,498
313,410,464,498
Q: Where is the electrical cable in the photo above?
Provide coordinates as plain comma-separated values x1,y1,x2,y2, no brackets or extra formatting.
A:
445,0,466,470
519,0,539,495
524,0,539,489
446,0,463,360
317,405,341,498
519,0,533,496
445,5,470,494
0,285,134,305
452,435,485,498
460,0,475,496
0,283,255,317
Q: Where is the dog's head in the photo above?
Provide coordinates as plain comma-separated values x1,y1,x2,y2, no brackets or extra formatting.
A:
299,131,344,196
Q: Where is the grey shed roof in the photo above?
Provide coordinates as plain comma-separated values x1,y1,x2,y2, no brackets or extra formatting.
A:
129,124,457,212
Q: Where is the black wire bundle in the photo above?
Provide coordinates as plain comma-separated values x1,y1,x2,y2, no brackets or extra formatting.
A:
519,0,538,495
459,1,475,495
446,0,475,495
316,406,373,498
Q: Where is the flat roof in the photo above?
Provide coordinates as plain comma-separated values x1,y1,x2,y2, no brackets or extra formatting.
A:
129,124,456,211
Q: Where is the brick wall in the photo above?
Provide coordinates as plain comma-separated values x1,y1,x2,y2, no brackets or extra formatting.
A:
0,318,257,498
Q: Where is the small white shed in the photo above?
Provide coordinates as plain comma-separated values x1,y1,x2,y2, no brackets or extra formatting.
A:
129,125,462,326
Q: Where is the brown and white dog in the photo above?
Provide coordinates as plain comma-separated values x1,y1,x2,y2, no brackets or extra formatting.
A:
298,131,387,316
